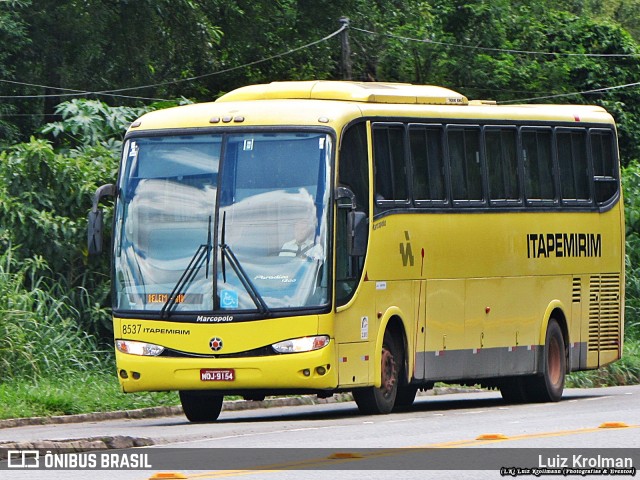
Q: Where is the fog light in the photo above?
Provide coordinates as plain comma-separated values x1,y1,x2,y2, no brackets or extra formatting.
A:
303,369,311,377
119,369,128,379
132,371,141,380
316,366,326,376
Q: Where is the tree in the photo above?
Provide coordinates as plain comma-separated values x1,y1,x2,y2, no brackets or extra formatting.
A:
350,1,640,164
2,0,223,140
0,99,149,337
0,0,30,142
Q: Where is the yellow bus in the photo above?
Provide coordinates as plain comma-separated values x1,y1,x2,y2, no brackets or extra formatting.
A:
89,81,625,421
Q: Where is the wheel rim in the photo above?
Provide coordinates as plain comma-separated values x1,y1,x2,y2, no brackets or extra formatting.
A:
548,336,562,386
380,346,397,399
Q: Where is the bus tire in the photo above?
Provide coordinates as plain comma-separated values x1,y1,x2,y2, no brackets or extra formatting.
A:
500,378,527,403
353,330,401,415
394,385,418,409
525,319,566,402
179,391,224,422
393,339,417,410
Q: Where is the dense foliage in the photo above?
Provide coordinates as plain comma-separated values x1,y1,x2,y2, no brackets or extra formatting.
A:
0,1,638,390
623,161,640,340
0,100,152,347
3,1,640,161
0,246,105,380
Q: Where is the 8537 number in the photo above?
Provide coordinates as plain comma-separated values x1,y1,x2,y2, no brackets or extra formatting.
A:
122,323,142,335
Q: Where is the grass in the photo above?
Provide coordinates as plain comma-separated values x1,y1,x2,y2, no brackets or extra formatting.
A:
0,250,179,421
567,339,640,388
0,371,179,420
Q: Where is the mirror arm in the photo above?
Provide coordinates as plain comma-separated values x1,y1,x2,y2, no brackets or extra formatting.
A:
92,183,116,212
335,186,356,210
87,184,116,257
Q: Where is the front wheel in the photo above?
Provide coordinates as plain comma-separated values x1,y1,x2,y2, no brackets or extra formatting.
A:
353,331,401,415
179,391,224,422
394,385,418,409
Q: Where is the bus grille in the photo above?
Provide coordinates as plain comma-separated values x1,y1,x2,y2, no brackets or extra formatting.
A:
572,277,581,303
588,274,621,352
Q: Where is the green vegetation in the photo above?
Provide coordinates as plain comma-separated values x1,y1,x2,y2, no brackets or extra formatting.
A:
0,247,101,380
0,245,168,419
0,375,178,419
622,161,640,342
0,1,639,419
568,341,640,388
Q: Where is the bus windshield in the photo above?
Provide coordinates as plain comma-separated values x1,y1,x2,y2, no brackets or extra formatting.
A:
114,131,332,315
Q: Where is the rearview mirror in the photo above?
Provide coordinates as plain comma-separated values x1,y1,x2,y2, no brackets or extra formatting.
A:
87,184,116,256
337,186,367,257
87,209,104,256
347,210,367,257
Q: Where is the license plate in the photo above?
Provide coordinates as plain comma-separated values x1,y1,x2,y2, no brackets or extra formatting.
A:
200,369,235,381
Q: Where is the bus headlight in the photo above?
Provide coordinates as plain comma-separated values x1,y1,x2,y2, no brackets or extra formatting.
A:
116,339,164,356
272,335,330,354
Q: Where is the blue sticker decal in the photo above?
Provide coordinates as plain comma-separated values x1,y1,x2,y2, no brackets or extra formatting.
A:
220,290,239,309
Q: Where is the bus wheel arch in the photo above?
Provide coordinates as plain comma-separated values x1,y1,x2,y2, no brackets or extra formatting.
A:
353,315,407,414
385,316,418,409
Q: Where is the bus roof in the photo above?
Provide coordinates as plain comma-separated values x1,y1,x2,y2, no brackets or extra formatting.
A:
216,80,469,106
128,81,615,133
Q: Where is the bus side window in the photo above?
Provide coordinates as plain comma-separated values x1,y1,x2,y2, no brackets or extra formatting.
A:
590,129,619,206
337,122,369,306
486,127,519,202
410,125,446,203
447,126,483,202
557,129,589,203
339,123,370,216
522,128,555,202
372,124,408,203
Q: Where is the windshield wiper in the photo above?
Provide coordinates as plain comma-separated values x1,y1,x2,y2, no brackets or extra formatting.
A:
219,212,270,315
160,216,213,318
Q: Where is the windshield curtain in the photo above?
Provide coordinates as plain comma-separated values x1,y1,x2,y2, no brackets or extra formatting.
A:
114,131,332,314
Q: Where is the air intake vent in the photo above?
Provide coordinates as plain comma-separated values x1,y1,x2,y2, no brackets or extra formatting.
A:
572,277,581,303
588,274,621,352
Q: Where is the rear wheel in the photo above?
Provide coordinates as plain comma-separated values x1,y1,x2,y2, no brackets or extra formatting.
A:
179,391,224,422
526,319,566,402
500,319,566,404
499,378,527,403
353,331,401,415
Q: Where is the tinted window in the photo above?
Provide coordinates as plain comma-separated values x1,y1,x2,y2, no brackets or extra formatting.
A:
339,122,370,214
448,126,482,201
409,125,446,202
592,130,616,177
591,130,618,205
373,125,408,202
557,129,589,201
486,128,519,201
337,122,370,306
522,129,555,201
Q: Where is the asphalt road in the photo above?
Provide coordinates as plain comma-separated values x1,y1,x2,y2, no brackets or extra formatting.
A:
1,385,638,480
